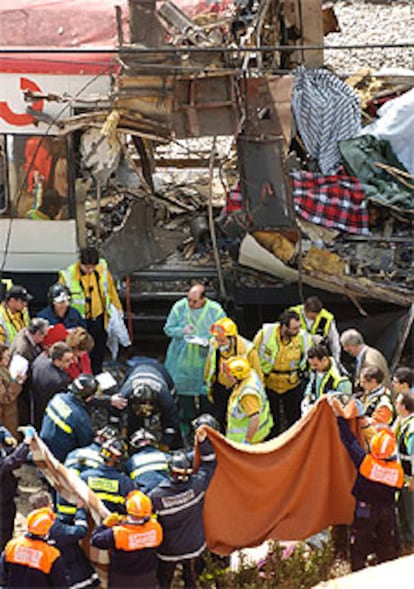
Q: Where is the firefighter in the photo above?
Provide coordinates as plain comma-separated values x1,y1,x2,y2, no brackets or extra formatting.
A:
125,428,170,494
205,316,263,431
0,425,35,552
121,362,180,451
224,356,273,445
40,373,98,462
332,405,403,571
290,296,341,365
90,490,163,588
77,438,134,518
0,507,69,588
254,309,311,436
59,246,123,374
56,425,119,519
149,427,216,589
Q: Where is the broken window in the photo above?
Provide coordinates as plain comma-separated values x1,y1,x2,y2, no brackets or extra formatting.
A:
4,134,70,220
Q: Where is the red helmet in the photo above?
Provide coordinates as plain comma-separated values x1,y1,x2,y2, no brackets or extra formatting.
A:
126,490,152,519
27,507,55,536
370,429,397,460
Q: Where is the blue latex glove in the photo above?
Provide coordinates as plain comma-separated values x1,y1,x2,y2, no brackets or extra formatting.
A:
23,425,36,441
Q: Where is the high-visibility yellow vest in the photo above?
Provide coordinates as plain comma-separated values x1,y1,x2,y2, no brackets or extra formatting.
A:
255,323,310,378
290,305,334,337
0,303,30,346
59,258,111,321
309,361,349,401
205,335,254,393
226,370,273,444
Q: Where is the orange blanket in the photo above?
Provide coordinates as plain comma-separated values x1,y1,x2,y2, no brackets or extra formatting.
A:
203,398,357,555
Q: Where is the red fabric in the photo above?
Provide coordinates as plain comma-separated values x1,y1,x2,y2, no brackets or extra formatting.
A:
203,398,357,555
42,323,68,348
66,352,92,381
292,167,370,235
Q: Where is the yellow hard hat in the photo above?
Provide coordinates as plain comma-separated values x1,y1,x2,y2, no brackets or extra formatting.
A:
225,356,250,380
210,317,238,338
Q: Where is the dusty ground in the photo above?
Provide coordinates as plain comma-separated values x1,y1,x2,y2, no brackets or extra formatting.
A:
14,462,49,536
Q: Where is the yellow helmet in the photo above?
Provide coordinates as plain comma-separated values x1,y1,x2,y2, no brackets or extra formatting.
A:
225,356,250,380
210,317,238,338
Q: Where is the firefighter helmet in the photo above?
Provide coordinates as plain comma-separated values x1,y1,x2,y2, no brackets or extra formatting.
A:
70,374,98,400
130,428,156,450
130,382,156,416
210,317,238,338
169,450,193,481
99,438,127,464
125,490,153,519
48,283,71,305
192,413,220,431
225,356,251,380
370,429,397,460
95,425,120,446
27,507,55,536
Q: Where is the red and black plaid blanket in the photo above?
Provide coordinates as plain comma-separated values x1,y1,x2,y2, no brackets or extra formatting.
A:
291,168,370,235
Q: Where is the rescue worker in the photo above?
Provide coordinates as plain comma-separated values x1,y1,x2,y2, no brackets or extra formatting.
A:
302,344,352,413
56,425,118,519
120,357,180,450
163,283,225,436
290,296,341,365
149,426,216,589
77,438,134,517
90,490,163,588
37,282,86,330
332,405,403,571
359,365,394,427
59,246,123,374
254,309,311,436
125,428,169,494
0,507,69,588
30,490,99,589
205,316,263,431
0,425,35,552
393,390,414,549
0,285,31,346
339,328,391,392
40,373,98,462
224,356,273,444
0,343,24,436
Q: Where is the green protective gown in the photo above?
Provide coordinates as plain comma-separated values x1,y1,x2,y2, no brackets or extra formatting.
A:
164,297,225,396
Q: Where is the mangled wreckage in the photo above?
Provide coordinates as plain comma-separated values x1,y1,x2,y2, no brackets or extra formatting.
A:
0,0,412,362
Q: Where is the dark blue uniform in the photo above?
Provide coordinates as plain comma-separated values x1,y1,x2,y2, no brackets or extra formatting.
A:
77,464,134,520
50,517,99,589
37,304,87,330
124,446,169,494
149,438,216,588
120,359,180,449
40,391,94,463
0,441,30,552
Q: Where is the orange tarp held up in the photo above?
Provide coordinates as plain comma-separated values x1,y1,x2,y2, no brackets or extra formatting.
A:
203,398,357,555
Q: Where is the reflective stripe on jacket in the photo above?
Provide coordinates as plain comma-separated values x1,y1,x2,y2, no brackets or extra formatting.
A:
205,335,256,393
396,414,414,476
113,520,163,551
226,370,273,444
359,455,404,489
290,305,333,337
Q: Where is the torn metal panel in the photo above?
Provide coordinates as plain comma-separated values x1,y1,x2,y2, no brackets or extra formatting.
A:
237,135,296,230
173,73,239,137
101,199,184,279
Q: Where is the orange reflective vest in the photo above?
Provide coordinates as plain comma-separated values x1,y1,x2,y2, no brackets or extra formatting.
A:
359,455,404,489
113,520,163,552
5,536,61,574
